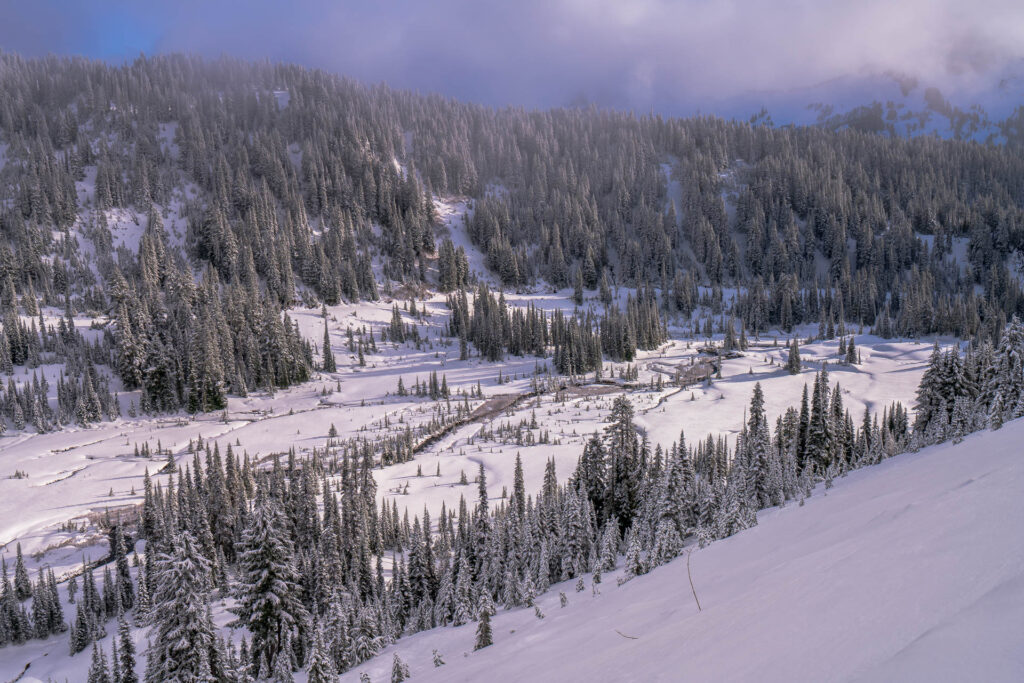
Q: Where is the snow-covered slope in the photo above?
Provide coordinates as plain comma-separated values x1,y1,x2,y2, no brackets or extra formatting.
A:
347,420,1024,682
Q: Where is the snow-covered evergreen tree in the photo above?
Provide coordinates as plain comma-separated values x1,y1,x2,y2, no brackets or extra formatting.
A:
786,338,802,374
145,531,222,682
474,610,493,651
391,653,410,682
306,624,338,683
322,320,337,373
88,643,111,683
233,492,309,673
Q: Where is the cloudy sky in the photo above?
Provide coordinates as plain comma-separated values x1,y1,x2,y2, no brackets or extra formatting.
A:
2,0,1022,113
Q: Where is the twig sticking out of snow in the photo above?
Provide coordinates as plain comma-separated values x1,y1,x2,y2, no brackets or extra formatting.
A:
687,549,702,612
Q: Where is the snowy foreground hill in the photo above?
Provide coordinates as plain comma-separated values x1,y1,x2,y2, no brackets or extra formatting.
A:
348,421,1024,682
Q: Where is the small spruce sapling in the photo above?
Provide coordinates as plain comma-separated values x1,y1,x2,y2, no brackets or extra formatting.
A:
474,610,493,650
391,653,410,682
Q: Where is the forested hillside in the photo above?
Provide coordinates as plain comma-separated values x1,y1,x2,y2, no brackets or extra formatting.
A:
0,54,1023,423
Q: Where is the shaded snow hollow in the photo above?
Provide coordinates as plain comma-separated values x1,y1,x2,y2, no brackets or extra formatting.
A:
349,420,1024,682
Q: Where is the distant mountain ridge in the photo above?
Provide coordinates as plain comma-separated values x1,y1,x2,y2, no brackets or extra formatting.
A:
711,63,1024,145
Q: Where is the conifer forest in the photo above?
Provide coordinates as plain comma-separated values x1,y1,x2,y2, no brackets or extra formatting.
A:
0,42,1021,683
